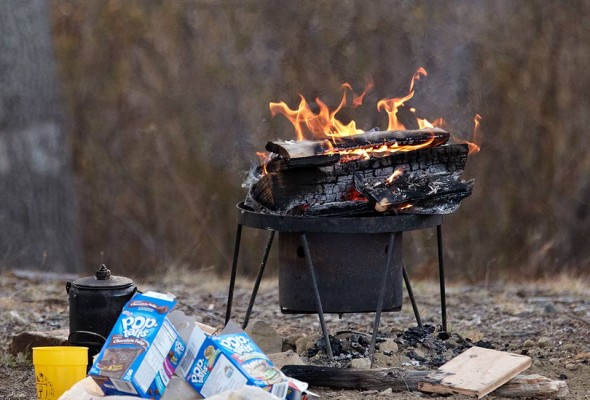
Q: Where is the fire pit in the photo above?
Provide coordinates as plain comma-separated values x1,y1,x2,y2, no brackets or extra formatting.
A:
225,202,447,360
226,68,478,360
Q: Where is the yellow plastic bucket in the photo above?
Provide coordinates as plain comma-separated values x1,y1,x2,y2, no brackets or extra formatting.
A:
32,346,88,400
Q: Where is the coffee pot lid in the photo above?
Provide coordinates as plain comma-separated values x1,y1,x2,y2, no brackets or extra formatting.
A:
73,264,134,289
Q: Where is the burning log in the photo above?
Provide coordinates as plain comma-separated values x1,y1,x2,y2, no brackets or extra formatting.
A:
265,128,450,161
265,154,341,173
246,143,470,216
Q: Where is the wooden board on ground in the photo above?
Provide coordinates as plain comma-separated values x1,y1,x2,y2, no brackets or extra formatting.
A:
418,347,532,398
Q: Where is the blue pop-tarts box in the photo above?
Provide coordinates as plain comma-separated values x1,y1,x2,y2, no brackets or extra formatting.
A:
176,321,289,399
89,291,186,399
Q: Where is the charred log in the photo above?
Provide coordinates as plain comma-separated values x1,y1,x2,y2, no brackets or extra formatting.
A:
280,366,569,398
281,365,429,392
265,154,340,173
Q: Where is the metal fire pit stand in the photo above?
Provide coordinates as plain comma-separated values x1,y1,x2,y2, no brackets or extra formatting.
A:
225,203,447,362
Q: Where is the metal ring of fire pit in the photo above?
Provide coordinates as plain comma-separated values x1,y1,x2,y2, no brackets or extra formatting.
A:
226,202,448,362
236,202,443,233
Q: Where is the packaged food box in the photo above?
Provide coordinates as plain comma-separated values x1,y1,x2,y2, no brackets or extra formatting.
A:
176,321,289,399
88,291,186,399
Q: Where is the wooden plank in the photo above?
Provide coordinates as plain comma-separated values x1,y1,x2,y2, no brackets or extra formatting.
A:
418,347,532,398
493,374,569,398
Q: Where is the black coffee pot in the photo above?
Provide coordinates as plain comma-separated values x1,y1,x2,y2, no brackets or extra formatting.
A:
66,264,137,359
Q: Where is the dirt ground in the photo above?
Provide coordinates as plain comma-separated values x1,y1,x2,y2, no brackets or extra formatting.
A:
1,269,588,399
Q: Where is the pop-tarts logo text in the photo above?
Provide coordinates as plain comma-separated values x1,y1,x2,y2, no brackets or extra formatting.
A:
218,335,254,355
190,359,208,384
122,315,158,338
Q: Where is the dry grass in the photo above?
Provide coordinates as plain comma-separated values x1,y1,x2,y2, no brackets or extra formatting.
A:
140,265,590,303
533,273,590,296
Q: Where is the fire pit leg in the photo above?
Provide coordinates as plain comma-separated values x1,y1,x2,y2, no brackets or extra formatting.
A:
225,224,243,325
402,263,423,328
242,230,275,329
437,224,448,332
369,232,397,366
300,232,334,360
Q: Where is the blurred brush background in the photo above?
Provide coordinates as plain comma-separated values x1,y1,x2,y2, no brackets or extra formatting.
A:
1,0,589,281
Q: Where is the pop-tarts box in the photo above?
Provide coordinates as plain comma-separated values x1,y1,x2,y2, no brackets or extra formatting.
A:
176,321,289,399
89,291,186,399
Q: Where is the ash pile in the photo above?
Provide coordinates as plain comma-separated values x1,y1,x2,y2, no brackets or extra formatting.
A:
302,324,493,369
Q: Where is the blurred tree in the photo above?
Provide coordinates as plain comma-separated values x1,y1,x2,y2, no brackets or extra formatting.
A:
0,0,82,272
49,0,590,279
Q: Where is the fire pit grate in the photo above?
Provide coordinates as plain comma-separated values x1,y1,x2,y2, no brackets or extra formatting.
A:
225,202,448,361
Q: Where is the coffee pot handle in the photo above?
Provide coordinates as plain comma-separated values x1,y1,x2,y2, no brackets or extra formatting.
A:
68,330,107,349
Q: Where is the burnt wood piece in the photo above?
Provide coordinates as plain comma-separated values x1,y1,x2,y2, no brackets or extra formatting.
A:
398,188,474,215
280,366,569,398
355,172,474,214
265,128,449,160
246,144,469,216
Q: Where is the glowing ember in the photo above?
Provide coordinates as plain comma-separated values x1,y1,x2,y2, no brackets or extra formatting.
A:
385,167,405,185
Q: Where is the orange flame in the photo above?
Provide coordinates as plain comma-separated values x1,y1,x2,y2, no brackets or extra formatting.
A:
269,81,372,141
377,68,427,131
352,76,374,108
451,114,482,155
256,151,271,175
471,113,482,153
265,68,480,171
270,68,434,141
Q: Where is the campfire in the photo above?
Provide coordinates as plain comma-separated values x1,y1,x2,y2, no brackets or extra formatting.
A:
245,68,480,217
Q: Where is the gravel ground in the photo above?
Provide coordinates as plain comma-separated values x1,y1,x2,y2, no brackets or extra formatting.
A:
1,269,589,399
